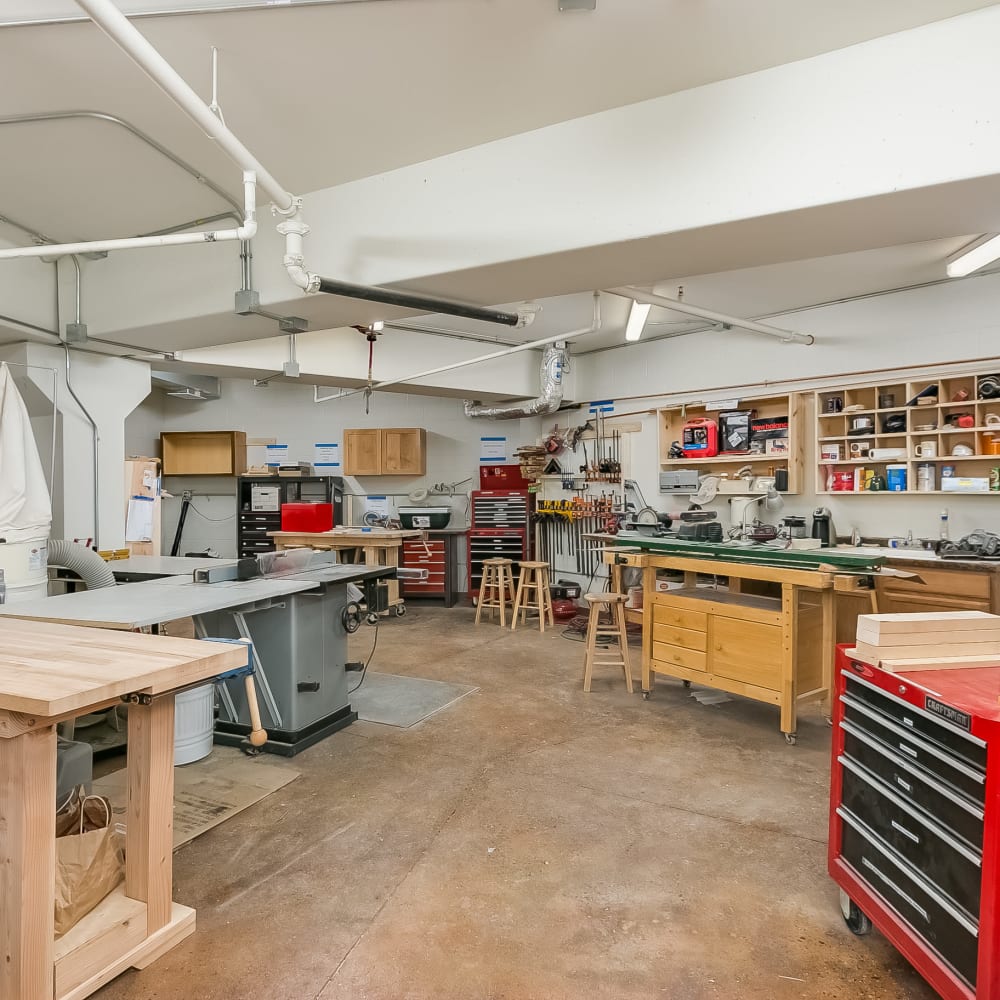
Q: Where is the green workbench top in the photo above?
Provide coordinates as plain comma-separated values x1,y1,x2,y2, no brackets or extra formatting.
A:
602,532,885,573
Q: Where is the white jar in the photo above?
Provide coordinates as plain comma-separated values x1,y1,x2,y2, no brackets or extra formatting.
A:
917,462,935,492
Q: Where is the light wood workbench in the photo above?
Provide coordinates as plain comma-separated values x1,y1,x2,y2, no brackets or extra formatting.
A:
601,543,847,743
0,619,246,1000
269,528,422,613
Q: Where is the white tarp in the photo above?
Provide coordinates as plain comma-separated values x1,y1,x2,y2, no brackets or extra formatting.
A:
0,363,52,543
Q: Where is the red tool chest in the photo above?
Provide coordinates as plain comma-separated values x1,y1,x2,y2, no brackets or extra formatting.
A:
829,645,1000,998
468,490,531,596
280,502,333,532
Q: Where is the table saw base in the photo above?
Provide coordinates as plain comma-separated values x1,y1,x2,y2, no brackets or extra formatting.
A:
214,703,357,757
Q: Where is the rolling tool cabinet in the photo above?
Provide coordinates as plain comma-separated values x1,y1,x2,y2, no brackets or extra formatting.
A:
400,529,466,606
829,645,1000,998
468,490,531,598
237,475,343,558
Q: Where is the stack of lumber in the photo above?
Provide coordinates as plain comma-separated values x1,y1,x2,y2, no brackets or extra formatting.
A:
854,611,1000,672
515,445,547,481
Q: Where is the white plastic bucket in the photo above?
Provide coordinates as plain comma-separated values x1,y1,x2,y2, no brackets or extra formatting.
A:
0,538,48,603
173,684,215,765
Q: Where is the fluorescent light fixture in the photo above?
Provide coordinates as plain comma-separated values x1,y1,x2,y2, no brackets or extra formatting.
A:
624,300,651,342
946,234,1000,278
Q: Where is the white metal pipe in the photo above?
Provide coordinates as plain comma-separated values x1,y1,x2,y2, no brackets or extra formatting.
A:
608,287,814,345
316,293,602,403
0,170,257,260
74,0,294,212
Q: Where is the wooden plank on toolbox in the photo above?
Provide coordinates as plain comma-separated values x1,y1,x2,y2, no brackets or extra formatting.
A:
879,654,1000,673
652,623,707,651
854,639,1000,663
856,610,997,642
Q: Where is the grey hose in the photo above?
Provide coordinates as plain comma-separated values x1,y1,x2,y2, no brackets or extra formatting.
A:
47,539,116,590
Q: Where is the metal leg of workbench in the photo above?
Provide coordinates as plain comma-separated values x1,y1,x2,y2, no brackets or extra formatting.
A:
230,612,284,729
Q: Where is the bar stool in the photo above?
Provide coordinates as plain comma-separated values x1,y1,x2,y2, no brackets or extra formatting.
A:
475,558,517,626
511,561,554,633
582,592,633,693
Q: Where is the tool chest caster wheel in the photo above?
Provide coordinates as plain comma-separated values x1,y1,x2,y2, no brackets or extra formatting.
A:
394,604,407,617
682,680,691,689
642,691,650,700
784,732,797,745
840,890,871,936
366,613,379,626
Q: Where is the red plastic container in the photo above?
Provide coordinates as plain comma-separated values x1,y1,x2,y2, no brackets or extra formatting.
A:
280,502,333,532
479,464,532,490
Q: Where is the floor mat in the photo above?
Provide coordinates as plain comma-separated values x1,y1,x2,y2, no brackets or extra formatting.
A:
94,747,299,849
352,672,478,728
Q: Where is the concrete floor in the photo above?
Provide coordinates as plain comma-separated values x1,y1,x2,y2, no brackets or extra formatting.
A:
96,605,937,1000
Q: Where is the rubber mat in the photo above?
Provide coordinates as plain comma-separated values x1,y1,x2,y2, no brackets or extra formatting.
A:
352,672,478,728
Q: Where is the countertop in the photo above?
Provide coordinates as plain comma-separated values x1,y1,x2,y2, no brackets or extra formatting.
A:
832,546,1000,573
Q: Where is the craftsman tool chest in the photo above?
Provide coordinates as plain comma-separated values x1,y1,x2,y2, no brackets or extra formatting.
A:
468,490,531,596
829,645,1000,998
400,531,464,607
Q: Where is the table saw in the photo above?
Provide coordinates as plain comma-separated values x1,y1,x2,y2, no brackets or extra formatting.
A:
0,552,396,756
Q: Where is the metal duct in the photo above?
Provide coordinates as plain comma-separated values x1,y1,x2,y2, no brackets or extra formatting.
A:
464,342,568,419
151,370,221,401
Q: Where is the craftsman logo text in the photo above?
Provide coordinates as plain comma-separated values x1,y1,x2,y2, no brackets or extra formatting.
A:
925,696,972,733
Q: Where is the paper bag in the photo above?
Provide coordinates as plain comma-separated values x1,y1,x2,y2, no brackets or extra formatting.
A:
54,787,125,936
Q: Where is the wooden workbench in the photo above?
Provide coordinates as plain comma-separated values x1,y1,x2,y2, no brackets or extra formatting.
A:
0,619,246,1000
269,528,422,613
601,540,858,742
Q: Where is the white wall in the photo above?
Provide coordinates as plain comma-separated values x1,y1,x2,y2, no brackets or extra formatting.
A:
126,379,542,565
582,272,1000,543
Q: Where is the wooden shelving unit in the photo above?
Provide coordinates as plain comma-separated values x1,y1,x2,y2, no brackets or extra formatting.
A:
161,431,246,476
814,373,1000,496
657,392,804,494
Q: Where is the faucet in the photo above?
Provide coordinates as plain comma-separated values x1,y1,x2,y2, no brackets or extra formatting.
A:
906,529,914,547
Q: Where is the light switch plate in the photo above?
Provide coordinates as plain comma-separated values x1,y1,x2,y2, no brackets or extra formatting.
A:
559,0,596,9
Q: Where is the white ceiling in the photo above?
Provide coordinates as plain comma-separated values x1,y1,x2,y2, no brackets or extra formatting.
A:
0,0,996,241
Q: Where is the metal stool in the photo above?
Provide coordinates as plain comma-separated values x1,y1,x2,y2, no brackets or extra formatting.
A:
476,558,517,626
582,592,633,693
511,561,554,633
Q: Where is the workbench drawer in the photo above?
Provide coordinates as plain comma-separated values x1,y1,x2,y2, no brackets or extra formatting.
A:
711,617,781,691
652,641,707,673
876,566,991,613
652,603,707,633
840,759,982,917
652,622,706,651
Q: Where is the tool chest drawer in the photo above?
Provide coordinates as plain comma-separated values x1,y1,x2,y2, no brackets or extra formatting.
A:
403,539,445,555
471,491,530,527
839,759,982,917
842,722,984,851
839,815,979,988
846,673,987,772
842,696,986,805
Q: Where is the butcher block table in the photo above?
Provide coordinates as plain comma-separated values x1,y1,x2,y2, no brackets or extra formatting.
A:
269,527,422,614
0,618,247,1000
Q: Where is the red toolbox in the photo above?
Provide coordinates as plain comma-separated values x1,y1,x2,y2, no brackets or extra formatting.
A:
280,502,333,533
829,644,1000,998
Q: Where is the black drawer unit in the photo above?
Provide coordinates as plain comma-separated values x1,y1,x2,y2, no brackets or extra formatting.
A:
830,646,1000,1000
236,476,343,558
467,528,527,596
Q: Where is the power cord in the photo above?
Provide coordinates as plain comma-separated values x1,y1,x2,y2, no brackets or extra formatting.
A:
348,620,379,694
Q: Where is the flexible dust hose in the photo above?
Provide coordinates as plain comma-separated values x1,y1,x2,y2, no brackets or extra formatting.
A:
463,343,568,419
47,539,116,590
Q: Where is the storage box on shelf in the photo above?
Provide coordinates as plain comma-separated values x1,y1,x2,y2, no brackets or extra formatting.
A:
658,393,804,494
815,373,1000,496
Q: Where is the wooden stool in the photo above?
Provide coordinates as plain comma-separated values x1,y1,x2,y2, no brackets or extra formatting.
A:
476,558,517,626
511,561,554,633
582,592,633,693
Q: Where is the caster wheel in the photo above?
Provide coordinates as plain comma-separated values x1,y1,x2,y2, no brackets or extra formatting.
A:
840,889,872,936
784,732,798,745
682,680,691,689
394,604,407,617
642,691,650,700
366,613,379,626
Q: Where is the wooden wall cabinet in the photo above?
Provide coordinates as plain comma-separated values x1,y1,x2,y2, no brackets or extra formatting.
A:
658,392,804,494
161,431,246,476
343,428,426,476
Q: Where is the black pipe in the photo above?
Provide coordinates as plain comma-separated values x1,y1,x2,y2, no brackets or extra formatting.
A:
316,277,521,328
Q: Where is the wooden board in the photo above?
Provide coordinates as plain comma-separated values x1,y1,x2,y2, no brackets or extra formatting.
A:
847,647,1000,673
0,619,247,718
854,638,1000,663
856,610,997,642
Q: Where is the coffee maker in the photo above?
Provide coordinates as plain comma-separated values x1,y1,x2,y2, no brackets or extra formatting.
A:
811,508,837,548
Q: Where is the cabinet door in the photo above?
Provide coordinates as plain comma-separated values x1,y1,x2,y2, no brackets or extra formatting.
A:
381,428,426,475
343,429,381,476
711,616,782,691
